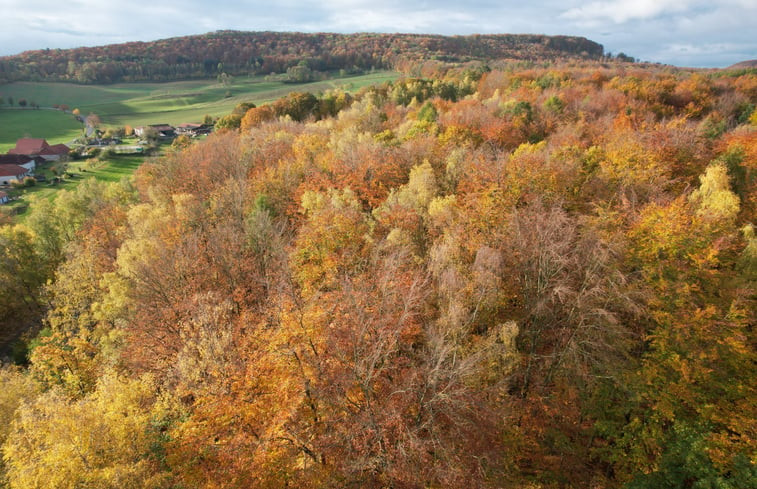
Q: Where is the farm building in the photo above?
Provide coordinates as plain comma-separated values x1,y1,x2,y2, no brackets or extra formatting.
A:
176,123,212,136
8,138,69,161
0,154,45,172
135,124,176,139
0,164,30,186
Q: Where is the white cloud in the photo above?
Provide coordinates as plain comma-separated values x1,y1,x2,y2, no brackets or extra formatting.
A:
0,0,755,67
327,7,476,33
561,0,703,24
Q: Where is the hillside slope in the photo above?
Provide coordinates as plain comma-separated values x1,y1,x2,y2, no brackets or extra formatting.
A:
1,59,755,489
0,31,604,84
728,59,757,69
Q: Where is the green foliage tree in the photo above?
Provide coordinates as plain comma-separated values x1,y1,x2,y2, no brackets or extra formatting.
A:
0,225,48,332
286,60,313,83
232,101,256,116
214,113,242,130
417,100,438,122
601,162,754,486
217,71,232,87
140,126,159,143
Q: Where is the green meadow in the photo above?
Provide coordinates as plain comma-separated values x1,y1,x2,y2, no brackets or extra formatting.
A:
0,109,83,153
0,71,399,151
1,71,399,221
4,154,147,219
72,154,146,183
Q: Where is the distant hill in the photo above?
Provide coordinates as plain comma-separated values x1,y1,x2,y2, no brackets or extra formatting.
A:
728,59,757,69
0,31,604,84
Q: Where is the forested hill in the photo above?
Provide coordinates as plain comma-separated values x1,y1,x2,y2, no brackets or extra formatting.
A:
1,43,756,488
0,31,604,84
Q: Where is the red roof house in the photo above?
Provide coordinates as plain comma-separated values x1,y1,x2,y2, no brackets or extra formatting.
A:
0,164,30,186
8,138,48,155
0,154,43,172
9,138,69,161
48,143,70,154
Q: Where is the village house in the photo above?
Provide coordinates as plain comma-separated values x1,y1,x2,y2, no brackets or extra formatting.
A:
0,164,31,186
175,123,213,136
0,154,45,172
134,124,176,139
175,123,202,136
8,138,69,161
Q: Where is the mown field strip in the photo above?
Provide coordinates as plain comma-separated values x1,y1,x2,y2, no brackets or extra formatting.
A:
0,71,399,150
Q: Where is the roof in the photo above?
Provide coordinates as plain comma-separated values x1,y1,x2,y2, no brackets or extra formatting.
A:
177,123,202,129
0,154,33,165
0,164,29,177
8,138,50,155
150,124,175,131
43,143,70,155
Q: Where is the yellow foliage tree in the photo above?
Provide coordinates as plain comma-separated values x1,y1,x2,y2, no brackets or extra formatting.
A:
3,372,168,489
0,366,40,482
293,188,371,295
689,162,740,221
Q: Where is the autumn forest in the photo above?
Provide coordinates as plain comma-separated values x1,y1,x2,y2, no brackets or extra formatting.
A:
0,34,756,489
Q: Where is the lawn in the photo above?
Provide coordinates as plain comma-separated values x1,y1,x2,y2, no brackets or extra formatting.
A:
0,109,83,153
73,154,145,183
0,71,399,146
0,70,399,221
4,154,147,221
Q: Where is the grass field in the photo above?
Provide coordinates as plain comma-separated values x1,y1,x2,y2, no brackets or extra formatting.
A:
4,154,147,220
73,154,146,183
1,70,399,222
0,109,83,153
0,71,399,151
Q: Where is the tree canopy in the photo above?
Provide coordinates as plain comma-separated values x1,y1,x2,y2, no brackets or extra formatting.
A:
1,58,755,489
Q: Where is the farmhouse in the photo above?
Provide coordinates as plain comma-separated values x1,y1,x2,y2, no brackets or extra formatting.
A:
135,124,176,139
176,123,201,135
0,154,44,172
0,164,30,186
0,191,8,204
176,123,213,136
8,138,70,161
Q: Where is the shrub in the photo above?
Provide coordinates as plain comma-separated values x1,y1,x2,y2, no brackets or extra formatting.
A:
215,113,242,130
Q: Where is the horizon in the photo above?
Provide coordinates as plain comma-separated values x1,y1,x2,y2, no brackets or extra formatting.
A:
0,1,755,68
0,28,752,70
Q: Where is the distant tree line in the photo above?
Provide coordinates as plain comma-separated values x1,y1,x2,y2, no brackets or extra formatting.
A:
0,31,604,84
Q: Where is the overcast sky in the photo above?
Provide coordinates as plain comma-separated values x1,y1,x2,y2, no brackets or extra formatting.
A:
0,0,755,68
